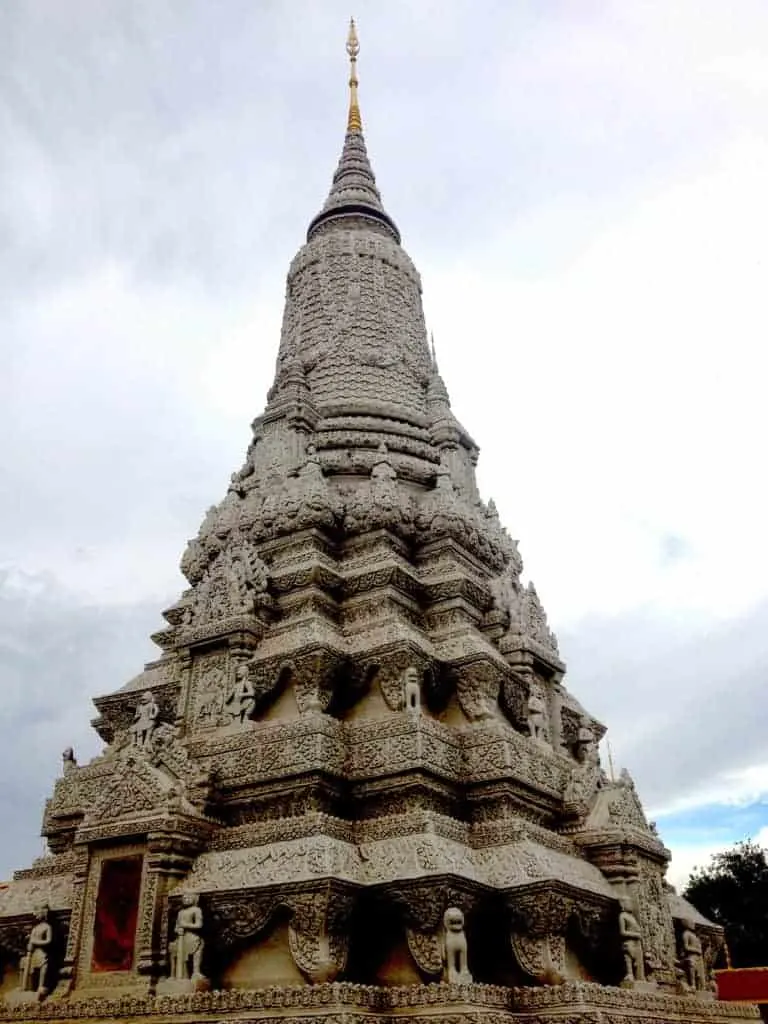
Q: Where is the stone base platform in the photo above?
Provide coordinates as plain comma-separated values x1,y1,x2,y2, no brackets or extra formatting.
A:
0,982,759,1024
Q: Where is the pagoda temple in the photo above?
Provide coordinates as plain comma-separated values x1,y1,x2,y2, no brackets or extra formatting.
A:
0,21,758,1024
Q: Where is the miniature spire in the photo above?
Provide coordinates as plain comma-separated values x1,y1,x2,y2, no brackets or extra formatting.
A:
346,18,362,133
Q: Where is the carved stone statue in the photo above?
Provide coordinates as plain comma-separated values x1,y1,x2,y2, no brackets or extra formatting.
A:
171,893,205,982
680,921,705,991
441,907,472,984
576,717,598,765
61,747,77,775
527,690,548,743
619,899,645,984
131,691,160,749
403,665,421,712
225,663,256,725
18,904,52,998
225,551,251,612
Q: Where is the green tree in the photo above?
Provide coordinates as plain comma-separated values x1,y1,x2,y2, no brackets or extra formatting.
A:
684,840,768,968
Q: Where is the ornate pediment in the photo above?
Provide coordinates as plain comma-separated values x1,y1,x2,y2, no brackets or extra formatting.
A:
586,770,662,841
83,757,171,826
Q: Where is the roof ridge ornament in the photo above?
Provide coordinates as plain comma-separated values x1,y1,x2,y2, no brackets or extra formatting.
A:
346,18,362,134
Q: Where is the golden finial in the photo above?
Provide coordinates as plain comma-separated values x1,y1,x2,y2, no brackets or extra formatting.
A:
346,17,362,133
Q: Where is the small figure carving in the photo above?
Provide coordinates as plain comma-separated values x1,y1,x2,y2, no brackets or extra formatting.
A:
225,551,251,613
680,921,706,991
187,764,217,811
403,665,421,712
165,781,185,815
131,691,160,749
170,893,205,982
441,907,472,984
619,899,645,984
527,689,548,743
18,904,52,998
576,717,598,765
61,747,77,775
225,663,256,725
180,597,195,628
371,443,397,488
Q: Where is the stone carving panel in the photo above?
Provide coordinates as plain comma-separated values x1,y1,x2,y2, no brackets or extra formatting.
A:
342,445,417,541
186,531,271,629
511,932,566,985
287,890,353,984
406,927,443,977
208,894,278,950
190,654,230,732
637,862,677,978
377,657,431,713
456,661,503,723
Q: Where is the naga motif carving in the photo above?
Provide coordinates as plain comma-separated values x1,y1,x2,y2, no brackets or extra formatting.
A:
456,661,502,722
406,927,443,977
183,531,272,630
511,932,566,986
287,890,354,984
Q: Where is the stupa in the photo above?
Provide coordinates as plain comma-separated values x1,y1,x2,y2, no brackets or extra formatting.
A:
0,21,757,1024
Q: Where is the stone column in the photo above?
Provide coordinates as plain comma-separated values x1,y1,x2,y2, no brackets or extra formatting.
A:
135,832,199,984
174,650,193,734
56,846,89,993
549,677,564,752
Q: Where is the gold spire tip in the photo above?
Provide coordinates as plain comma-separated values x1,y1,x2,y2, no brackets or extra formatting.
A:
346,17,360,59
346,17,362,133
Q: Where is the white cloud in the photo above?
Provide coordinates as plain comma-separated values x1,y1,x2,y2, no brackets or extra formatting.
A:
428,135,768,624
665,819,768,892
667,842,725,891
654,766,768,820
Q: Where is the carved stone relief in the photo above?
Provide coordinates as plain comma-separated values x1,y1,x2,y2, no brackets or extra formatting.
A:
405,927,443,977
191,655,230,731
456,661,502,723
511,932,566,986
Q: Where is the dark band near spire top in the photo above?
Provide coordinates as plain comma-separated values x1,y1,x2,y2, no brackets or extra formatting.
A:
306,18,400,242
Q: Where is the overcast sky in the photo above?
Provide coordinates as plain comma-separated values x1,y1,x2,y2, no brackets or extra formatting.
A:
2,0,767,885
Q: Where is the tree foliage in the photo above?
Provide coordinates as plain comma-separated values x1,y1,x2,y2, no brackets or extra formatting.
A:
684,840,768,968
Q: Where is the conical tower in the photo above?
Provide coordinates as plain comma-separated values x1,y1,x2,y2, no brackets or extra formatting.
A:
0,23,757,1024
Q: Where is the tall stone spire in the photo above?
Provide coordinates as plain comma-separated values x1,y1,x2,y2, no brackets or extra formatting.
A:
0,23,747,1024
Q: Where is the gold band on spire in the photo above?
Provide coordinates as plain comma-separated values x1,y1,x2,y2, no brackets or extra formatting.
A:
346,17,362,133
